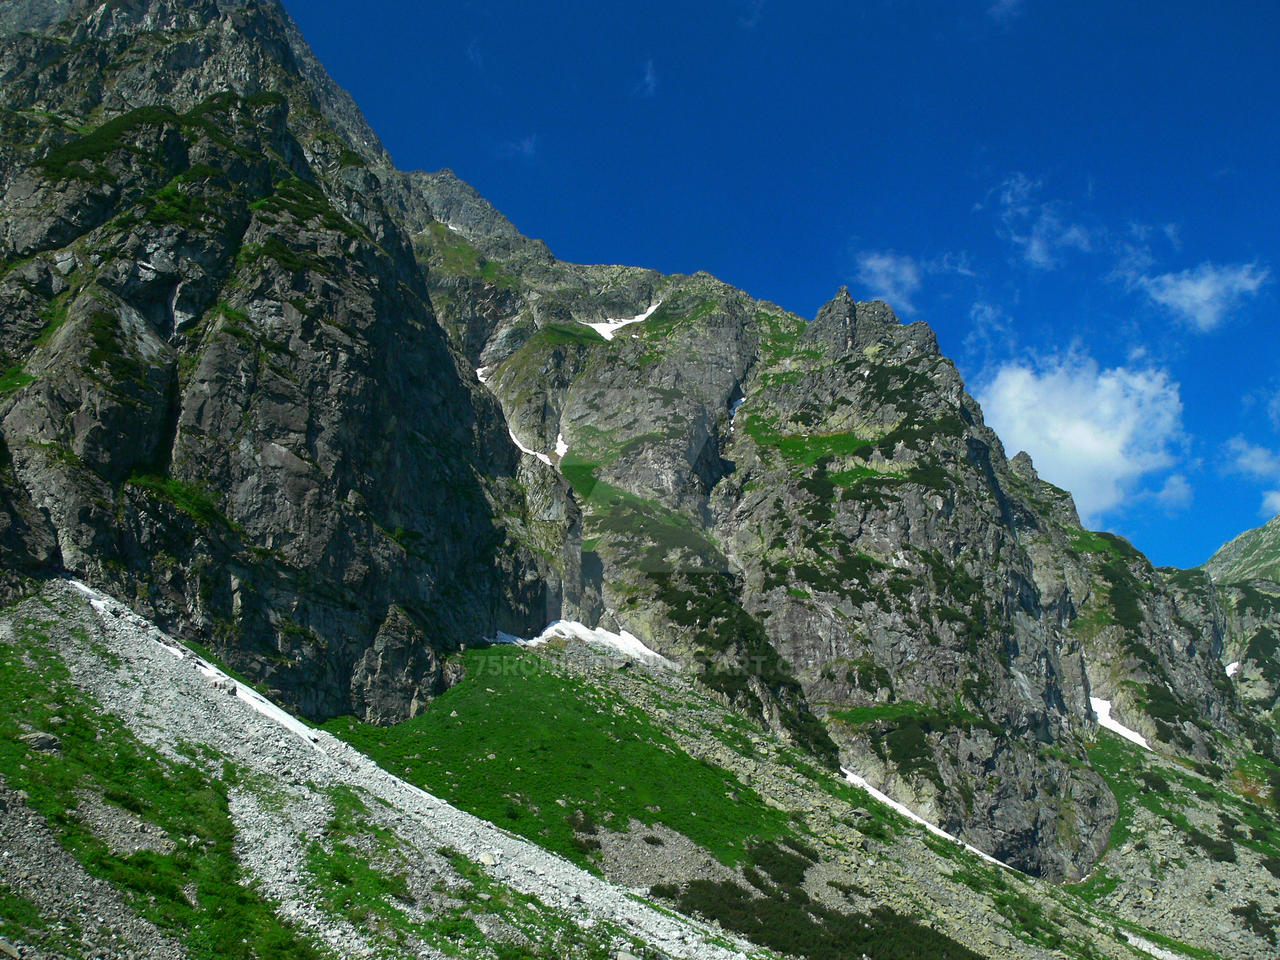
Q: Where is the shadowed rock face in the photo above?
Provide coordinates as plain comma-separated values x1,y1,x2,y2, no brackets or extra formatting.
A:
0,0,584,722
1,0,1275,884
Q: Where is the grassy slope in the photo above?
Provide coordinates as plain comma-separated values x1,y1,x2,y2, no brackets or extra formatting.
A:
322,643,792,870
0,605,327,960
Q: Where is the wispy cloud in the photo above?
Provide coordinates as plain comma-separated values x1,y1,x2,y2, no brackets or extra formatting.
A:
987,0,1025,23
1226,436,1280,516
1155,473,1193,510
1270,391,1280,431
740,0,766,28
852,249,974,316
499,134,538,159
855,251,923,314
466,38,483,69
991,173,1091,269
1129,261,1269,332
1227,436,1280,479
636,58,658,98
975,350,1185,525
963,301,1014,363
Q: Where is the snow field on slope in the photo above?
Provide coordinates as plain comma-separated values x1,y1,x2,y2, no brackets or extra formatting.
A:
840,767,1009,869
580,301,663,341
1090,697,1151,751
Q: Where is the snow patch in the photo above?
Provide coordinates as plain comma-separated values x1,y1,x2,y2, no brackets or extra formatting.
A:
728,396,745,430
476,365,494,384
69,580,184,659
841,767,1008,868
555,432,569,458
492,619,673,668
1122,931,1193,960
69,579,325,750
1226,660,1241,678
508,428,553,465
532,621,673,667
580,300,663,341
1090,697,1151,751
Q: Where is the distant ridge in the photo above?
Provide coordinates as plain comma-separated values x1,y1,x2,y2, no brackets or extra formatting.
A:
1204,511,1280,583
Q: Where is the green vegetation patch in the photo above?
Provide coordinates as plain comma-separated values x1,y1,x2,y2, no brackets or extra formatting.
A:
250,176,369,243
663,837,982,960
646,569,839,764
0,609,325,960
126,471,234,529
303,783,621,958
0,366,35,395
34,95,254,184
560,453,719,569
1068,528,1132,559
634,294,718,341
322,644,792,869
416,222,514,287
0,884,87,958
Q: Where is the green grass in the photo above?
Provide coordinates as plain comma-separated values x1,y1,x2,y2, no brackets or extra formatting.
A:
0,609,326,960
321,644,792,869
33,96,253,184
416,222,516,288
126,471,234,529
560,453,719,568
0,884,86,958
1085,729,1159,850
739,414,869,467
0,365,35,395
668,839,983,960
634,295,718,341
249,176,368,243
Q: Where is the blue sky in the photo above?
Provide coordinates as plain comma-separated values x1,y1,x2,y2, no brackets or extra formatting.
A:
283,0,1279,568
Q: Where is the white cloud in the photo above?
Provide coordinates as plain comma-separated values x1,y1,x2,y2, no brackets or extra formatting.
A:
993,173,1091,269
1226,436,1280,479
963,301,1013,362
1155,473,1193,510
976,351,1184,525
855,251,923,315
853,249,973,316
636,59,658,98
1224,436,1280,517
1134,261,1268,332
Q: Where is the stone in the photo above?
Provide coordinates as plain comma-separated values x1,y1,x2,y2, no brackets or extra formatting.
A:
19,731,60,752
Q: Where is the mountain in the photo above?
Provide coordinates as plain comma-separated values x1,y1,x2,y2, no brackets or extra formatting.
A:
1205,512,1280,585
417,174,1258,881
2,1,1280,958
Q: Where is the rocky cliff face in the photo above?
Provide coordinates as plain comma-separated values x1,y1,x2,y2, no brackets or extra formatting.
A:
416,180,1270,879
0,0,579,721
2,0,1277,893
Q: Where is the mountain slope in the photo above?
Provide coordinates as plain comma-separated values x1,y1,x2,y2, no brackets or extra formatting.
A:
416,187,1262,880
2,1,1280,957
10,579,1277,960
1205,512,1280,585
0,0,589,722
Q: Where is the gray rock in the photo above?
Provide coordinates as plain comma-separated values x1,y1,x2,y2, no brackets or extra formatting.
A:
19,731,60,752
